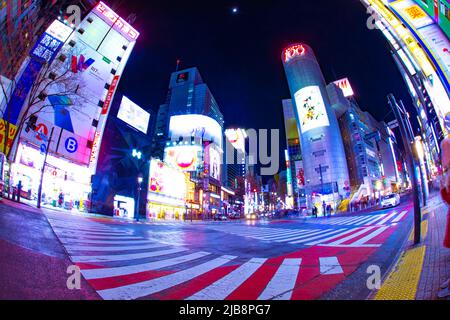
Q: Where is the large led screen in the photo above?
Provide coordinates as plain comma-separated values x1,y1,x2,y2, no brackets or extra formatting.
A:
164,145,201,172
169,115,223,148
117,96,150,134
294,86,330,134
148,159,186,200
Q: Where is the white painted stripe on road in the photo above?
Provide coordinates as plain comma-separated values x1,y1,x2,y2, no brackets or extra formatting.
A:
52,227,131,235
71,248,188,263
60,239,153,245
363,214,390,226
324,227,378,246
60,235,143,241
289,229,347,244
66,243,167,252
319,257,343,275
343,216,370,225
353,215,381,226
305,228,360,246
257,258,302,300
187,258,267,300
351,226,390,246
259,229,320,241
391,211,408,223
376,212,399,225
49,222,120,231
82,251,211,279
97,255,237,300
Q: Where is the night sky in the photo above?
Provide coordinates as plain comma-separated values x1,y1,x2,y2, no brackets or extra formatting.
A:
116,0,413,167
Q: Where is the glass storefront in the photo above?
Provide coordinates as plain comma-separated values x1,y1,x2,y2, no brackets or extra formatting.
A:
10,143,92,211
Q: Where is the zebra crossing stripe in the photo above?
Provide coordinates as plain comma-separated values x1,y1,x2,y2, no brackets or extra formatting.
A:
350,226,389,246
324,227,378,246
319,257,343,275
56,231,132,237
363,214,390,226
257,258,302,300
52,227,131,235
187,258,267,300
81,251,211,280
60,235,143,241
376,212,399,225
289,229,347,244
305,228,360,246
333,216,364,225
391,211,408,223
60,239,153,245
71,247,189,263
97,255,237,300
353,215,381,226
260,229,321,241
48,222,119,231
66,243,167,252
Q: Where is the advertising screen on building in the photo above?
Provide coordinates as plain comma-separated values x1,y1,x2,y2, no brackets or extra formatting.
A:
117,96,150,134
333,78,355,97
169,115,223,148
225,128,246,153
148,159,186,200
294,86,330,133
164,145,201,172
208,146,222,181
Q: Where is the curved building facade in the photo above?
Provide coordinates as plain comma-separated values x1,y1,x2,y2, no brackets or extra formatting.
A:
282,44,350,206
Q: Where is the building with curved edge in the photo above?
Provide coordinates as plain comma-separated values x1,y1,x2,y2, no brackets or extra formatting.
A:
281,43,350,213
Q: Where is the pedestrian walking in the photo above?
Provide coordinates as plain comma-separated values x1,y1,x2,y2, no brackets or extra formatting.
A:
17,181,22,203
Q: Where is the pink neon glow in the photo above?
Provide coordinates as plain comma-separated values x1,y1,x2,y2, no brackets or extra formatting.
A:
284,44,305,63
96,2,140,40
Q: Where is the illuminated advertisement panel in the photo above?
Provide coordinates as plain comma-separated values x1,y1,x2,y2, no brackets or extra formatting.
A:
225,128,246,153
208,146,222,181
117,96,150,134
294,86,330,134
333,78,355,97
169,115,223,148
164,145,201,172
148,159,186,200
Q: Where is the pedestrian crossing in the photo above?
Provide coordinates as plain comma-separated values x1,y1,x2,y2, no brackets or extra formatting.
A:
44,214,355,300
44,210,408,300
205,224,392,247
304,210,409,227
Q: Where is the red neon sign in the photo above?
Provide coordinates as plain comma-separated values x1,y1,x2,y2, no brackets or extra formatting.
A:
284,45,305,63
101,75,120,115
96,2,140,40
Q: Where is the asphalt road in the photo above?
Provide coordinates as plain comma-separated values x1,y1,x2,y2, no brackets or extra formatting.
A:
0,199,413,300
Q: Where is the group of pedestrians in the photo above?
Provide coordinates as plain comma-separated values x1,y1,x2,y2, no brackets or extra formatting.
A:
311,201,333,217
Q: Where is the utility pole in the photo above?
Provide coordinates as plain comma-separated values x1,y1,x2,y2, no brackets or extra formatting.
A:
37,127,54,209
388,94,421,244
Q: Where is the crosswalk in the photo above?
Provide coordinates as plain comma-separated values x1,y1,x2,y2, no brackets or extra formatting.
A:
45,213,357,300
205,223,395,247
304,210,409,227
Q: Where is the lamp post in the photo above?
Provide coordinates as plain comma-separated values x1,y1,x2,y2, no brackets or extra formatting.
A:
37,127,55,209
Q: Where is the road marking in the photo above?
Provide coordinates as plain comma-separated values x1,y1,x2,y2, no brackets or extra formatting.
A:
66,243,167,252
324,227,378,246
71,248,188,263
319,257,344,275
97,255,237,300
375,212,399,225
82,251,211,280
290,229,347,245
60,239,153,245
391,211,408,223
257,258,302,300
260,229,321,241
305,228,362,246
350,226,389,246
353,215,382,226
52,227,131,235
187,258,267,300
60,235,143,241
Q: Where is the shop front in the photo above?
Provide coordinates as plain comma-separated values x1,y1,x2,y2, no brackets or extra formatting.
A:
10,143,92,211
146,158,188,221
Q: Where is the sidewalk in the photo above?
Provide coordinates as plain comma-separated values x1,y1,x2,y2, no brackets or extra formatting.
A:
373,193,449,300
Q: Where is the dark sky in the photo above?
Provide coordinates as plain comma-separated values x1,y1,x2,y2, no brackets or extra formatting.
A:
116,0,413,160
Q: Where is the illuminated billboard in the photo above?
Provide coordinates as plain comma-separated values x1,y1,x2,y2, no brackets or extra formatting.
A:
164,145,201,172
283,44,306,63
208,146,222,181
333,78,355,97
148,159,187,200
169,114,223,148
117,96,150,134
294,86,330,133
225,128,247,153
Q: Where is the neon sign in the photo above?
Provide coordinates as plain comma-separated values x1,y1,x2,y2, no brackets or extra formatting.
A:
95,2,140,40
284,45,305,63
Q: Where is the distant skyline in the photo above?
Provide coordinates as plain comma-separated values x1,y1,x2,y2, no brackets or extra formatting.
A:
116,0,413,170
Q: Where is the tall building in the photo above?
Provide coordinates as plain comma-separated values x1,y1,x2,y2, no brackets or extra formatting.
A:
282,43,350,211
4,2,139,210
282,99,304,208
91,92,154,217
150,67,226,219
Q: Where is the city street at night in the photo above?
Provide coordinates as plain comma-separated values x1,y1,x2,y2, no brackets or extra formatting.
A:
1,0,449,309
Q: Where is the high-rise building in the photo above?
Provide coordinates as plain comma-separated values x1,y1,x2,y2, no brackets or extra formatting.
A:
4,2,139,211
282,44,350,211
